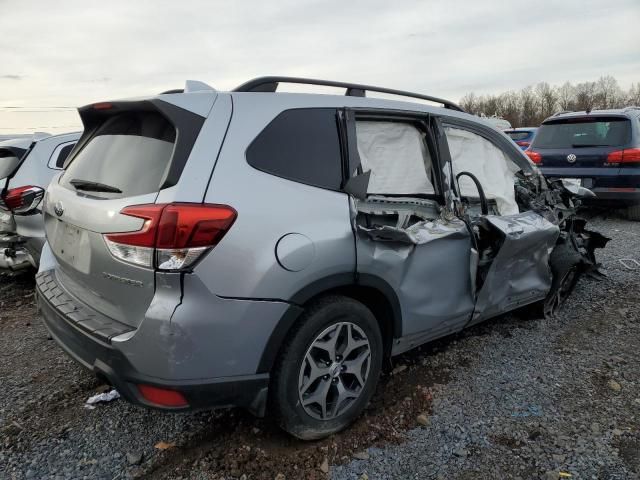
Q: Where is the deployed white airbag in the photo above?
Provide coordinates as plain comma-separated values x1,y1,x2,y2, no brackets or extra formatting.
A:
356,121,435,195
445,127,520,215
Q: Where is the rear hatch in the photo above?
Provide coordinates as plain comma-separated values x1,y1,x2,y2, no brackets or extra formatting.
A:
531,116,631,170
43,101,207,328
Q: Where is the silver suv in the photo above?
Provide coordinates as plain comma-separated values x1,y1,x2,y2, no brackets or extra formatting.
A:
1,132,80,270
37,77,607,439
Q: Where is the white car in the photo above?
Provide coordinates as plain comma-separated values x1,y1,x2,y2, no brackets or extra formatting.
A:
0,132,81,270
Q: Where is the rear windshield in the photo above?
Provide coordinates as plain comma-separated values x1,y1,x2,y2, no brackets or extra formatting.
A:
0,148,26,180
505,131,532,141
61,112,175,198
533,117,631,149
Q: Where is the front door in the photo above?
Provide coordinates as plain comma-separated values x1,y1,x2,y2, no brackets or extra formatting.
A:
440,119,560,325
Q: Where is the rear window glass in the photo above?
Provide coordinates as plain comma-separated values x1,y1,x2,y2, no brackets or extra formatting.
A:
534,117,631,149
505,131,532,141
54,143,75,169
0,148,25,180
61,112,175,198
246,109,343,190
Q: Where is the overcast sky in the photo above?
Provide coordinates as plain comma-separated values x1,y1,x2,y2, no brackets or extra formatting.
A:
1,0,638,134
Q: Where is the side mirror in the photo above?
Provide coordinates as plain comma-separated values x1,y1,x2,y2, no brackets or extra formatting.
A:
560,179,596,198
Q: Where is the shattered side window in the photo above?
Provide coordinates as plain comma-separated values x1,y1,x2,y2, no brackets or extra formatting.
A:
444,126,520,216
356,121,435,196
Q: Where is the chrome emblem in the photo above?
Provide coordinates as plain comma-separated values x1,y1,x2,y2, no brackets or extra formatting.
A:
54,201,64,217
566,153,577,163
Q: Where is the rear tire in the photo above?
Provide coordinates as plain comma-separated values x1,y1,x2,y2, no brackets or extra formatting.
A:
627,205,640,221
271,295,383,440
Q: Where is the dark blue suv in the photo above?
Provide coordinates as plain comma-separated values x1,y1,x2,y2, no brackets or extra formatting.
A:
526,108,640,219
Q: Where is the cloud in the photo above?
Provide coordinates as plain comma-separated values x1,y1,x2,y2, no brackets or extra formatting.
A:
0,75,23,80
0,0,638,132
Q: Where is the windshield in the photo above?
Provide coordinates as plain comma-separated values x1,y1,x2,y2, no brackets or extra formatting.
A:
534,117,631,149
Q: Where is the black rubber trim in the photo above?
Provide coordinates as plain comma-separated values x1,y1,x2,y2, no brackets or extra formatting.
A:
36,271,133,342
37,279,269,415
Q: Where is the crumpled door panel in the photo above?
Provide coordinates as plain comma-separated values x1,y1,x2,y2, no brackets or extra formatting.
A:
470,212,560,325
356,218,475,341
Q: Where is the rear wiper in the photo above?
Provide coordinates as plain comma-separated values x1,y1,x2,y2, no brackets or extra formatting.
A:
70,179,122,193
571,144,610,148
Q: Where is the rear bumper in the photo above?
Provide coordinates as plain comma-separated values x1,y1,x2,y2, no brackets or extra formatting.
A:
588,188,640,204
540,168,640,205
36,270,271,415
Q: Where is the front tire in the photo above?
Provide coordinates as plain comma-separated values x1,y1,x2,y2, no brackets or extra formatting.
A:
271,295,383,440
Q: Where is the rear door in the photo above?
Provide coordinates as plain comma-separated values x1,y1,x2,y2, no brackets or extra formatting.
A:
43,100,223,327
346,109,475,345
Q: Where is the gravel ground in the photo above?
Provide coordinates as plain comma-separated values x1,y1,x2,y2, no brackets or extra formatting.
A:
0,213,638,480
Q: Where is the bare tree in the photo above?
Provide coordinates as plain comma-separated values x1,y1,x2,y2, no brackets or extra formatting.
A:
460,92,479,113
459,77,638,127
596,75,623,109
498,91,520,127
535,82,558,121
628,83,640,106
556,82,576,111
519,87,538,126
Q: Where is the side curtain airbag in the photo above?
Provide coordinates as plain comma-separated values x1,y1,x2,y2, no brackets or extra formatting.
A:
356,121,435,195
444,127,519,215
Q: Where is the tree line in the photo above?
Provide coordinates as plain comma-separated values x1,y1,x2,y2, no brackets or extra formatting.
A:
459,76,640,128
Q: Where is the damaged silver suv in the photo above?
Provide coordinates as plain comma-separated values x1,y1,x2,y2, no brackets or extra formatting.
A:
37,77,607,440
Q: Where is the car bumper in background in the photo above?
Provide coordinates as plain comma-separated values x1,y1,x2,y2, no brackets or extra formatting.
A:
540,167,640,205
0,232,33,270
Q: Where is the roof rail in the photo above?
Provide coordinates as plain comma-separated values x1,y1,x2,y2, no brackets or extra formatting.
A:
552,110,573,117
623,106,640,113
232,76,465,112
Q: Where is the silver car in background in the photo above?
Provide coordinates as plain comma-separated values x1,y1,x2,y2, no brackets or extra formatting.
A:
0,132,80,270
37,77,606,439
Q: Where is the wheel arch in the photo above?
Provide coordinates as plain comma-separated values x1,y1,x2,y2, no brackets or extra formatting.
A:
256,273,402,373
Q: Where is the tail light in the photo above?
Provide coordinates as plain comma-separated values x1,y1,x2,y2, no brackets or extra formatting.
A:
606,148,640,165
516,141,530,148
104,203,237,271
525,150,542,165
0,186,45,214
